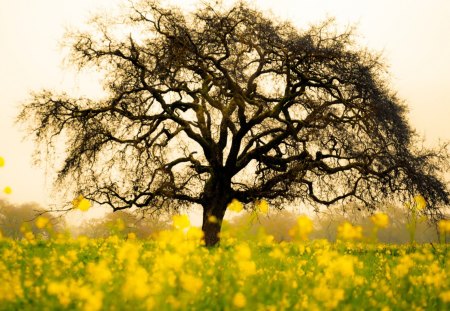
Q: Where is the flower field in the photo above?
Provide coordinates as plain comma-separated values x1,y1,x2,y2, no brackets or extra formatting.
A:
1,156,450,310
1,215,449,311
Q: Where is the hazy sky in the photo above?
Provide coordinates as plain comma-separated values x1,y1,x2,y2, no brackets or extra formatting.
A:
1,0,449,207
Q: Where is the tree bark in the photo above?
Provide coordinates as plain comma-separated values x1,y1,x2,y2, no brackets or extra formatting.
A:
201,207,226,247
201,175,230,247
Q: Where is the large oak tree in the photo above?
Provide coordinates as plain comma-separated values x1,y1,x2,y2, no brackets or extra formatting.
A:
19,1,448,246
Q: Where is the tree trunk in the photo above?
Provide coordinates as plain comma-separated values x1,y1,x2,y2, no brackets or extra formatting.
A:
201,175,230,247
201,207,226,247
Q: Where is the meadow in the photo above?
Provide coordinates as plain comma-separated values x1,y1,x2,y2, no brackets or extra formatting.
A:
1,156,450,310
0,212,449,311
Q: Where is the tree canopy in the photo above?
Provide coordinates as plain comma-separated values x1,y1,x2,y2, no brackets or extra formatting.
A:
19,0,449,246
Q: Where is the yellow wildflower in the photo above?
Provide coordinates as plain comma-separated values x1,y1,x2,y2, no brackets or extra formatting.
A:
234,243,256,277
269,247,284,259
87,260,112,285
47,281,71,307
82,290,103,311
393,255,414,278
234,243,252,261
207,215,218,223
172,214,190,230
371,213,389,228
337,222,363,240
72,195,91,211
238,259,256,277
440,290,450,303
3,186,12,195
414,195,426,210
233,292,246,308
35,216,50,229
24,231,35,241
0,156,4,167
117,241,141,266
127,232,137,240
330,255,356,277
180,274,203,293
228,199,243,212
122,266,150,299
438,219,450,234
256,199,269,214
313,284,345,309
289,215,313,241
187,226,204,242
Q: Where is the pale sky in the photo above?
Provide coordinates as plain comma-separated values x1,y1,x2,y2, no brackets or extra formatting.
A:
1,0,449,208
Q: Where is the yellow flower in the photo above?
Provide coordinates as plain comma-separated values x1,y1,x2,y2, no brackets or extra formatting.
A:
238,259,256,277
440,290,450,303
414,195,426,210
0,156,4,167
269,247,284,259
117,241,141,266
393,255,414,278
172,214,190,230
187,226,204,241
127,232,137,240
72,195,91,211
35,216,50,229
234,243,252,261
438,219,450,234
82,290,103,311
3,186,12,195
233,292,246,308
289,215,313,241
228,199,243,212
87,260,112,284
371,213,389,228
122,266,150,299
337,222,363,241
329,255,356,277
24,230,35,239
208,215,218,223
180,274,203,293
47,281,72,306
256,199,269,214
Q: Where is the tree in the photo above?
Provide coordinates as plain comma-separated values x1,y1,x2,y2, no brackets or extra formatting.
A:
0,199,64,239
19,1,448,246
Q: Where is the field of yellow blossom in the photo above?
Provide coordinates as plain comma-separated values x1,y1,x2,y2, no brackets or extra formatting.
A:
1,213,449,311
1,156,450,310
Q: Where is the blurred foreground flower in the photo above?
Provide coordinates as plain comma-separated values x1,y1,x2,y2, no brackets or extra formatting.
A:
438,219,450,234
3,186,12,195
407,195,427,244
207,215,218,223
337,222,363,241
233,292,246,308
127,232,137,240
289,215,313,241
72,195,91,211
172,214,190,230
414,195,426,210
0,156,4,167
371,213,389,228
256,199,269,214
35,216,50,229
228,199,243,212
